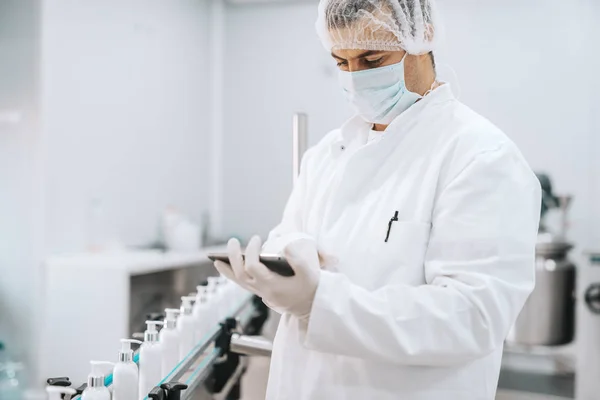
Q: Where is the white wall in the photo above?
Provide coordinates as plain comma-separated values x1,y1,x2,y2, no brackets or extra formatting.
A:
586,0,600,247
221,0,600,250
222,1,351,239
1,0,214,385
0,0,42,375
435,0,598,249
42,0,212,253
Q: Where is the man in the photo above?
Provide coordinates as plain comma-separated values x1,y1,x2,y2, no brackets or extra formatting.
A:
215,1,541,399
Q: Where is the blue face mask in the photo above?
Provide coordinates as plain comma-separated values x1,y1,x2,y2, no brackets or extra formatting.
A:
338,54,421,125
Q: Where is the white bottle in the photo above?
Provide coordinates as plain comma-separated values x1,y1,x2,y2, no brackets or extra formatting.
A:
81,361,114,400
215,278,228,319
160,308,181,377
193,287,209,341
113,339,142,400
221,274,239,314
178,296,197,360
162,207,183,251
217,275,232,315
46,386,77,400
139,321,163,400
206,277,223,323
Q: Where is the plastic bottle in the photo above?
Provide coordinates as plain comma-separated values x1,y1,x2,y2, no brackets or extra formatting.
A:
0,342,7,364
206,277,223,323
193,287,209,341
139,321,163,400
178,297,196,360
233,281,247,304
81,361,113,400
162,207,183,251
0,342,24,400
215,278,229,319
217,275,232,315
46,386,76,399
113,339,142,400
160,309,181,377
220,274,240,314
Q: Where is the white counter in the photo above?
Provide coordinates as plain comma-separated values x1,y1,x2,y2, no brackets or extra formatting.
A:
45,245,227,275
40,245,226,384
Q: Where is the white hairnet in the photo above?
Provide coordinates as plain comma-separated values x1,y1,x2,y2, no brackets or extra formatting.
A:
316,0,441,55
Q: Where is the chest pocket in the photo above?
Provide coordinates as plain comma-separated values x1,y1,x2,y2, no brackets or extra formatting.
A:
366,220,432,288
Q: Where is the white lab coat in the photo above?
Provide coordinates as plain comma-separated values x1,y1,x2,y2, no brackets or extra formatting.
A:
263,85,541,400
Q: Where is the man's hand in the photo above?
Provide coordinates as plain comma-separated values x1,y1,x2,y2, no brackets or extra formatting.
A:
214,236,321,319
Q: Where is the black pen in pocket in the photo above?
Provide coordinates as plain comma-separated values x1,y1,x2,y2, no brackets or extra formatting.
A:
385,211,399,242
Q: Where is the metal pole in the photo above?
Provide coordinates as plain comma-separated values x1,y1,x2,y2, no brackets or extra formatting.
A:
230,333,273,357
292,113,308,185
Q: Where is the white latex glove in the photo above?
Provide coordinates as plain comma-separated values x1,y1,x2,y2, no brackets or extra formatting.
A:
262,232,338,271
318,250,339,271
214,236,321,319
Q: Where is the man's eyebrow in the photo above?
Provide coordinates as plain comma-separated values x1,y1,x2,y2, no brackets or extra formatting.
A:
331,50,385,60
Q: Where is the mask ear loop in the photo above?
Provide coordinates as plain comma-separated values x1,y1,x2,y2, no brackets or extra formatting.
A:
438,62,462,100
423,80,438,97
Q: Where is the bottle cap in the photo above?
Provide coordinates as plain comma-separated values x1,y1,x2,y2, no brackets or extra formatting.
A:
144,320,163,343
118,339,142,362
195,286,208,303
87,361,114,388
181,296,195,315
164,308,181,329
46,386,77,400
207,277,219,294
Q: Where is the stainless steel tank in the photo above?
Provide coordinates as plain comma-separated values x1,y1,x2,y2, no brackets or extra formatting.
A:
507,239,576,346
575,253,600,399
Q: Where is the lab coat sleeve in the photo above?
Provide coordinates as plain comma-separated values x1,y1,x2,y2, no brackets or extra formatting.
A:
262,147,315,254
303,143,541,366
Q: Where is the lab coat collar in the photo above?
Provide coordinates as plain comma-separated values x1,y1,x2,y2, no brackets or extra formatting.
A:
332,83,455,152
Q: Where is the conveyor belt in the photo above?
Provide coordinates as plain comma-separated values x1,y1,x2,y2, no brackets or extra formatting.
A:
65,294,257,400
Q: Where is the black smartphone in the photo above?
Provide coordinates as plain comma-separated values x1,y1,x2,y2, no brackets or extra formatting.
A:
207,253,295,277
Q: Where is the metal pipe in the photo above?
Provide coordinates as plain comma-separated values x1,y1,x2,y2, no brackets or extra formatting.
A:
292,113,308,185
230,333,273,357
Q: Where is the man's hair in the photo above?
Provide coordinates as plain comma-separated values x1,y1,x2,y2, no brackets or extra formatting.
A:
325,0,435,35
325,0,436,69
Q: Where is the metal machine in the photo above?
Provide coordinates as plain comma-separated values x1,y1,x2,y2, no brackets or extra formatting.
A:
500,174,577,399
575,253,600,399
46,294,272,400
43,114,309,399
507,173,576,347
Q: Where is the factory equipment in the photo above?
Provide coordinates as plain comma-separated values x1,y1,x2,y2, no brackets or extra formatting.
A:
507,173,576,347
40,113,308,399
575,253,600,399
45,294,271,400
41,249,227,385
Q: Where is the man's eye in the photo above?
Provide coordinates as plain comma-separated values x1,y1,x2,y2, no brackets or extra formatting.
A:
336,61,348,67
365,58,383,66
